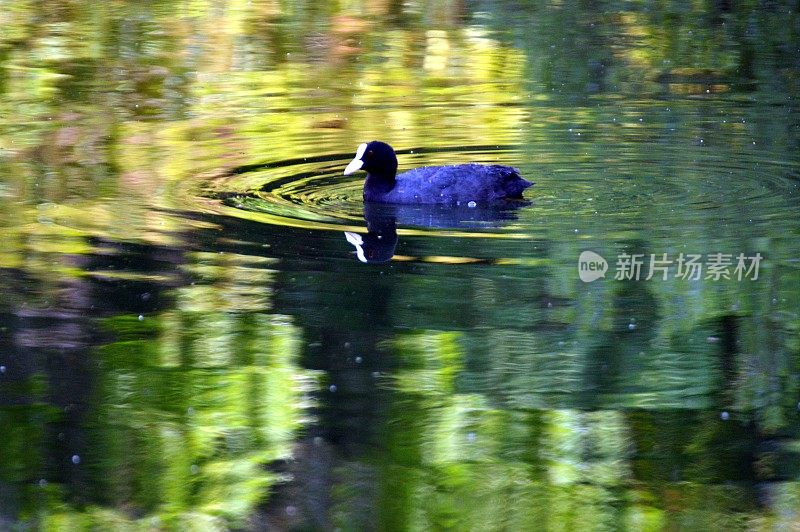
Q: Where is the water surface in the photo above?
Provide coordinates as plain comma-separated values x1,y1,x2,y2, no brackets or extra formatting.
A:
1,2,799,530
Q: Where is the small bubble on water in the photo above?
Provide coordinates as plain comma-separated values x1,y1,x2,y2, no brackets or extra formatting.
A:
0,366,5,374
71,455,81,465
190,464,199,474
355,356,362,364
372,371,381,378
721,411,730,421
706,336,720,343
628,323,637,331
329,384,337,393
466,432,477,442
467,201,477,208
39,479,48,487
138,315,144,321
286,505,298,517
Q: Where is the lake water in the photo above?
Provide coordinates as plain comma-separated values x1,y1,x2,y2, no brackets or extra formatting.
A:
1,2,799,530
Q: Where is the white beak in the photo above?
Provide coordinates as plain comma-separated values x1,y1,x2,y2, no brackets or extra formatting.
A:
343,158,363,175
343,143,368,175
344,231,367,263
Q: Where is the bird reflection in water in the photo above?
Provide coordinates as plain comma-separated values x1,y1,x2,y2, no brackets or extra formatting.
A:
344,201,530,263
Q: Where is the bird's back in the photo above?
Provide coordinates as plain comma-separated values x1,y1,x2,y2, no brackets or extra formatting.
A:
380,164,531,204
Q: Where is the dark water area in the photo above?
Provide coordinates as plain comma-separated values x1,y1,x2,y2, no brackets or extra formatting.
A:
1,1,800,530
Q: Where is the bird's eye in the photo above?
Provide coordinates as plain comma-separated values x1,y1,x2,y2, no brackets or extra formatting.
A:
367,150,373,158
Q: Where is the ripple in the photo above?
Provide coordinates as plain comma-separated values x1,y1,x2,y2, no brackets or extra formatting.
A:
198,145,528,237
192,142,799,241
532,143,800,225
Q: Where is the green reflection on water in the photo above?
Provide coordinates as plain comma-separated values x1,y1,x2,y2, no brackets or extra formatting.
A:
1,0,799,530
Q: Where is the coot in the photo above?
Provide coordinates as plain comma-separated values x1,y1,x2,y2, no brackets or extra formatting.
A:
343,141,532,204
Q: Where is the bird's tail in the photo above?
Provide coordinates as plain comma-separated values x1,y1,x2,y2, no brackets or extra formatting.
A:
502,167,533,199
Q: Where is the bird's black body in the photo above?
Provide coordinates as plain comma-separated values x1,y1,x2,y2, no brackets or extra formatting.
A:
344,141,532,204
